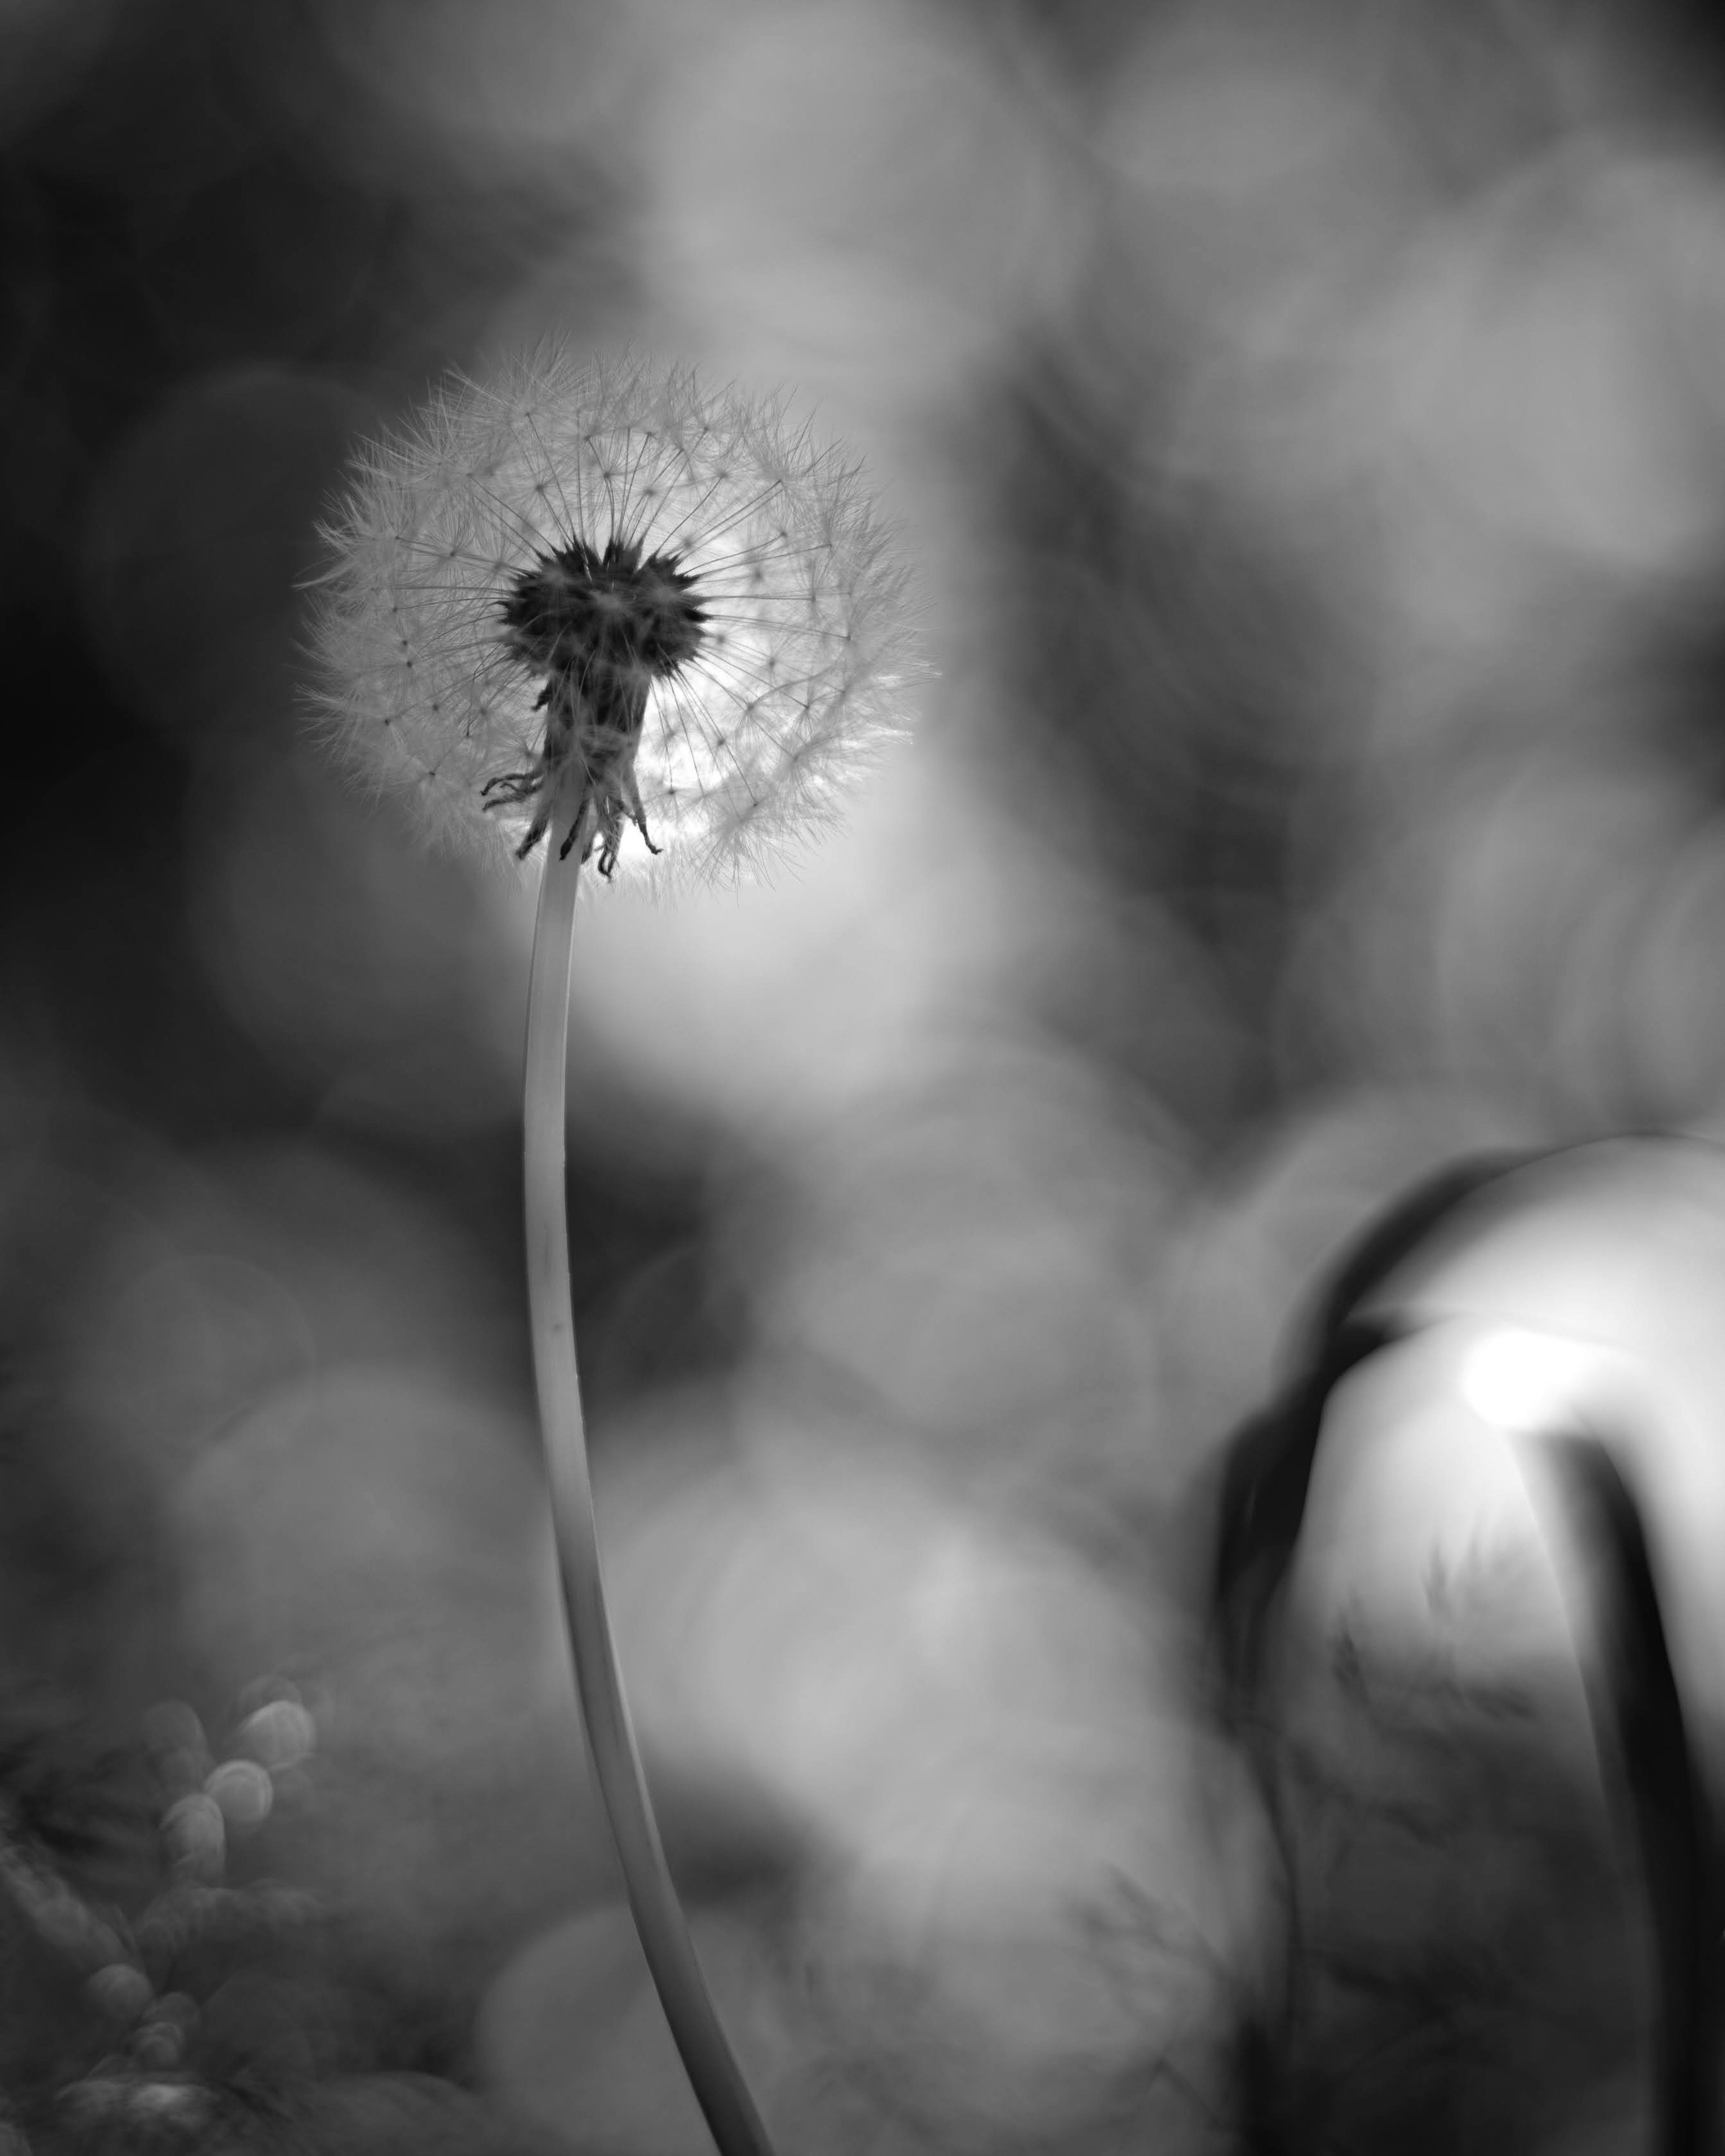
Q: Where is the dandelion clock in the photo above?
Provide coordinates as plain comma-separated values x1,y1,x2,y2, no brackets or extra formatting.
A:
1211,1137,1725,2156
308,349,919,2156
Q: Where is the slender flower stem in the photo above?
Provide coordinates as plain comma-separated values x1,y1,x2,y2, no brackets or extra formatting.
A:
522,834,776,2156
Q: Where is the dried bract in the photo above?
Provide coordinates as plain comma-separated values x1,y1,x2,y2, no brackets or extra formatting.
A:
307,349,916,886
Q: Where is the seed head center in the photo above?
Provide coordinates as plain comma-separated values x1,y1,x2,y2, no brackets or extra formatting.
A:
485,532,708,870
501,534,707,690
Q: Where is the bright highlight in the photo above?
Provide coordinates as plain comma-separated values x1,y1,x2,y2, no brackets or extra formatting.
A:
1459,1327,1608,1434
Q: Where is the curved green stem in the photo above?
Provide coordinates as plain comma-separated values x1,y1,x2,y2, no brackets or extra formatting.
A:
522,836,776,2156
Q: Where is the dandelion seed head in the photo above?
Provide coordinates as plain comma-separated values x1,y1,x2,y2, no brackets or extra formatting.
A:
306,348,918,888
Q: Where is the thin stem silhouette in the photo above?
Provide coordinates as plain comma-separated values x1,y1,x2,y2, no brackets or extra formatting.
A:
522,829,775,2156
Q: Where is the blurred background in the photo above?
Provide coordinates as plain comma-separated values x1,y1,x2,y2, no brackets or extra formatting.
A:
9,0,1725,2149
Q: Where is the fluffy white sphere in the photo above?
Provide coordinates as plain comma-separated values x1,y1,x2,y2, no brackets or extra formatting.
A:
307,348,917,889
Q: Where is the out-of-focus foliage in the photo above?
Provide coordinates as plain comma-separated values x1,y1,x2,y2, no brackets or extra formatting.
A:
8,0,1725,2148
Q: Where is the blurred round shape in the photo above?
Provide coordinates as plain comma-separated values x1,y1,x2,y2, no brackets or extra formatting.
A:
206,1757,274,1831
128,2019,185,2072
1097,19,1425,528
745,1045,1175,1459
86,1962,153,2024
172,1370,557,1717
1372,152,1725,584
143,1706,213,1802
75,1255,318,1474
569,738,1008,1134
1103,17,1411,328
1315,751,1698,1123
1101,41,1725,672
478,1901,805,2155
1288,142,1725,671
120,2077,208,2130
1107,28,1364,194
82,365,374,734
152,1746,208,1803
143,1699,207,1758
64,1142,515,1447
236,1672,304,1717
641,0,1067,400
1426,759,1685,1122
1026,879,1250,1137
162,1792,225,1880
142,1992,199,2032
58,2080,127,2126
236,1697,316,1775
171,1365,598,1937
603,1421,1202,1970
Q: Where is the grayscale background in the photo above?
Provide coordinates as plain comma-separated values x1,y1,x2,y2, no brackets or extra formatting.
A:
5,2,1725,2149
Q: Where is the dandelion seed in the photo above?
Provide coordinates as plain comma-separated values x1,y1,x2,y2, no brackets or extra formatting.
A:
307,347,914,888
305,346,920,2156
